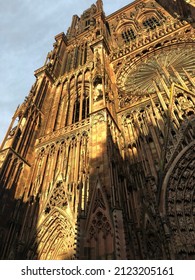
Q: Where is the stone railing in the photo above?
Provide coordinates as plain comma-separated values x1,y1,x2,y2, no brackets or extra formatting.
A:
37,118,90,146
110,19,191,61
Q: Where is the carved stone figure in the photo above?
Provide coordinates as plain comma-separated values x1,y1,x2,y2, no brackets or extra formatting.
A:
0,0,194,260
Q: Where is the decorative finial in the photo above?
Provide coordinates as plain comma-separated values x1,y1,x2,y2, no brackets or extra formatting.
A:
96,0,103,12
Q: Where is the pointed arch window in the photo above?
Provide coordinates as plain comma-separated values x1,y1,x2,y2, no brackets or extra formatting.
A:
79,43,88,66
122,28,136,43
82,93,89,120
83,43,88,64
66,52,73,72
72,89,89,124
73,47,79,69
143,17,160,30
72,95,80,124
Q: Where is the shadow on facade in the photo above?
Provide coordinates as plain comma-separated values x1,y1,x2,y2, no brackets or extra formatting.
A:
0,186,39,259
0,112,195,259
75,119,170,260
157,0,195,23
120,108,195,259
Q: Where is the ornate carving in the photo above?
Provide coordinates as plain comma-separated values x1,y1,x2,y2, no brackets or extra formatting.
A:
166,142,195,258
91,111,106,125
118,47,195,101
34,209,76,260
88,211,112,240
92,189,106,213
37,118,90,146
110,20,192,62
45,181,68,214
166,116,195,168
1,0,195,261
144,221,164,259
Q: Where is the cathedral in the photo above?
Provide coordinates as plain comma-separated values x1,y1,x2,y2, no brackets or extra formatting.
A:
0,0,195,260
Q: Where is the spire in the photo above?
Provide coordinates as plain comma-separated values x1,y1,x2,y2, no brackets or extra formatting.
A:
96,0,103,12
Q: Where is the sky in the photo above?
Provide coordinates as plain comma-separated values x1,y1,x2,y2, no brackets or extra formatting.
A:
0,0,133,145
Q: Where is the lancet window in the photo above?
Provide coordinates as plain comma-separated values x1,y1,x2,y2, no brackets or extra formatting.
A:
82,92,90,120
64,43,88,74
72,90,89,124
122,28,136,43
72,94,80,124
66,52,73,72
143,16,160,30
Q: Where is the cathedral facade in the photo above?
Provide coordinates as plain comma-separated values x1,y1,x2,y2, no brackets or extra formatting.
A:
0,0,195,260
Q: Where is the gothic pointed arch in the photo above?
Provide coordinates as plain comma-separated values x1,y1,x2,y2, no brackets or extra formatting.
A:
82,176,114,259
160,140,195,259
28,207,76,260
136,7,164,27
140,208,166,260
44,179,68,215
23,171,76,260
0,0,195,261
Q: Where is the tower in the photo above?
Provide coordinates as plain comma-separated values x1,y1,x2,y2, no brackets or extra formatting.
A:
0,0,195,260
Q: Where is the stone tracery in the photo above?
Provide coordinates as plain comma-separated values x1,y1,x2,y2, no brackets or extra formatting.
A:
0,0,194,260
164,142,195,258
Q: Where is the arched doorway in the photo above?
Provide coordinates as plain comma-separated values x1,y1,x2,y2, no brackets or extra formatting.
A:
160,140,195,259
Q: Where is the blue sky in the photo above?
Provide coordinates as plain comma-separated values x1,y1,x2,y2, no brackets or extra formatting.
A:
0,0,132,144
